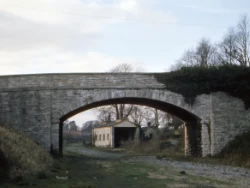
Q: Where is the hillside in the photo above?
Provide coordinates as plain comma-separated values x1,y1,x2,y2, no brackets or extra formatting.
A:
0,126,52,180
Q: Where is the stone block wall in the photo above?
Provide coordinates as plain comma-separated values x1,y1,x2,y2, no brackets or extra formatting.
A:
0,90,52,150
184,92,250,157
209,92,250,155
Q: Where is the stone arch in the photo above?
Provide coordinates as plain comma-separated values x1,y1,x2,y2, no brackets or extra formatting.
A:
51,89,203,156
53,89,201,121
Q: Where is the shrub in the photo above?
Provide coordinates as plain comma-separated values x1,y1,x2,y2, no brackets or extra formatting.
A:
156,153,167,159
120,136,161,154
154,65,250,108
0,126,53,180
219,131,250,167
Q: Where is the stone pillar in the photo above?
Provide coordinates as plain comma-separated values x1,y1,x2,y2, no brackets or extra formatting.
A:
111,126,115,148
184,121,202,157
201,120,211,157
50,122,60,153
134,127,140,144
184,124,189,156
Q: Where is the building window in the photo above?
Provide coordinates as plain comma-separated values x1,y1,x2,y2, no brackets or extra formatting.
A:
103,134,105,141
99,134,101,141
107,134,109,140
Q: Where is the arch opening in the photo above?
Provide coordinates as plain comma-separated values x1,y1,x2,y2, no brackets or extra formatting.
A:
58,97,202,157
60,98,200,123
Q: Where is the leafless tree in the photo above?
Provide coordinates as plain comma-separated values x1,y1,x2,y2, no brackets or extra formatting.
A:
143,107,170,128
218,28,238,65
109,63,134,73
129,105,147,126
235,15,250,66
173,38,217,69
217,15,250,66
195,38,217,67
109,63,145,73
175,49,199,68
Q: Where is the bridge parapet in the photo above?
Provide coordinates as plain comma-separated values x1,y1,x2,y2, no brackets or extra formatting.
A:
0,73,165,89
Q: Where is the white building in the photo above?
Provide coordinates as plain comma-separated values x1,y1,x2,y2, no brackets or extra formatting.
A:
92,119,140,148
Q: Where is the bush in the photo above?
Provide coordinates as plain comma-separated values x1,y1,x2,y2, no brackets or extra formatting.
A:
219,131,250,167
120,136,161,154
156,153,167,159
154,65,250,108
0,126,53,180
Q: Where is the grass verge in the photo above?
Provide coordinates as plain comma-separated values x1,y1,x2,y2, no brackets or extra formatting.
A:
0,126,53,180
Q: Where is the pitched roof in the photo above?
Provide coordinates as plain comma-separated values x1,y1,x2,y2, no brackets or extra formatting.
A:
94,119,137,129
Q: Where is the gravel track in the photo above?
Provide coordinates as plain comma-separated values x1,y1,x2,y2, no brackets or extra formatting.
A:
65,145,124,159
124,156,250,188
65,145,250,187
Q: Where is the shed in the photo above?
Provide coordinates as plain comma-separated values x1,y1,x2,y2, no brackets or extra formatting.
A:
92,119,140,148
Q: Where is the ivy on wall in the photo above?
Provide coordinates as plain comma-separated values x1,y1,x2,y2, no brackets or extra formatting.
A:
154,65,250,109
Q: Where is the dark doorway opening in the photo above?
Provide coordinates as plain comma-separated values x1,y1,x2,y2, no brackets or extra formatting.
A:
114,127,137,147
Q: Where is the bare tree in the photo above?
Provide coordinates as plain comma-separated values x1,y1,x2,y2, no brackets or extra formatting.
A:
217,28,237,65
174,38,217,69
175,49,199,69
143,107,169,128
195,38,217,67
94,106,115,122
129,105,147,126
235,15,250,66
109,63,134,73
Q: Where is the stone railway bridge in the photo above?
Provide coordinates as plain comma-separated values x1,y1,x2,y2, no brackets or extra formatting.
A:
0,73,249,157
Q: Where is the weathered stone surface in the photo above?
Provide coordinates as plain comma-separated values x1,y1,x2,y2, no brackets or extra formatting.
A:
0,73,249,156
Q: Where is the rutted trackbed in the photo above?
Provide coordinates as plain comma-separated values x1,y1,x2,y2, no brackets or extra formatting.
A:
65,144,124,159
65,144,250,188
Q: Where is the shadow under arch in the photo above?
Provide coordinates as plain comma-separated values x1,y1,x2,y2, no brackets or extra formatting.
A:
59,97,202,156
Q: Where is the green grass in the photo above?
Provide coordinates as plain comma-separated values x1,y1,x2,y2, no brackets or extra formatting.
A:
2,135,249,188
0,149,230,188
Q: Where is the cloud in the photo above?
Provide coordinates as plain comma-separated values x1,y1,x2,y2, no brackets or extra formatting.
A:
0,0,176,51
0,50,143,75
0,0,176,75
176,4,245,14
0,11,99,52
119,0,138,11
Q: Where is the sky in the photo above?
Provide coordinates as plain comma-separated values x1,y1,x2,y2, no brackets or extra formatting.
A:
0,0,249,126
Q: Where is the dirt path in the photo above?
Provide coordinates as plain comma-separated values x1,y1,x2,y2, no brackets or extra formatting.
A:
64,144,124,159
64,144,250,188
